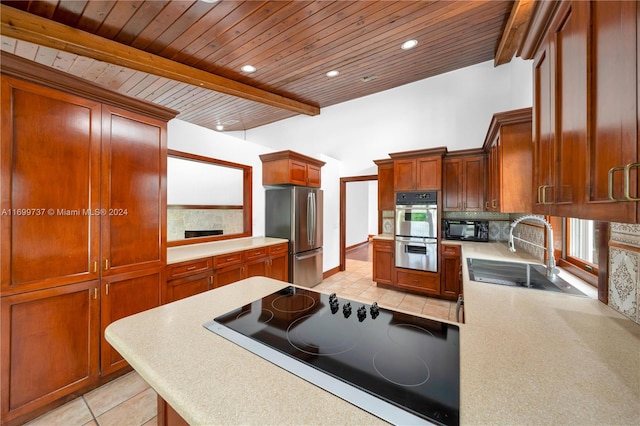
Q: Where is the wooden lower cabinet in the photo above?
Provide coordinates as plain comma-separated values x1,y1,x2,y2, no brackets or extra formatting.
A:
1,281,100,425
395,269,440,295
372,239,395,285
441,245,462,299
158,395,189,426
100,268,163,376
166,272,211,303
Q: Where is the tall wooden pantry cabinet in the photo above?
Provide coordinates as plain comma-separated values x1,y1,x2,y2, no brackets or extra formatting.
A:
0,53,177,425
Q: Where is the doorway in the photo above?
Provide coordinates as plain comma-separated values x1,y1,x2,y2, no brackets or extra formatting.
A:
339,175,378,271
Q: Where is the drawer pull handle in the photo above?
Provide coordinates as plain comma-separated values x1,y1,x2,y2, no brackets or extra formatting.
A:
186,266,197,271
624,162,640,201
608,166,626,201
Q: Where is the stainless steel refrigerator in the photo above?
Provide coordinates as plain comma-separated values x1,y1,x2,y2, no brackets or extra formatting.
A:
265,187,323,287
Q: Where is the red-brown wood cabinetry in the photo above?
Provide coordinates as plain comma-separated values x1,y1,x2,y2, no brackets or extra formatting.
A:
0,282,100,423
100,269,163,376
0,53,176,425
441,244,462,299
372,239,395,285
259,150,325,188
443,151,485,212
522,0,639,222
482,108,533,213
391,149,446,191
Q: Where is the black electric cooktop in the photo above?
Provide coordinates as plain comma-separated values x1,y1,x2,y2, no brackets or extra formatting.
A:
204,286,460,425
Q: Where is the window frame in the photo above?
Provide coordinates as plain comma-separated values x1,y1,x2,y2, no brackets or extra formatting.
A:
558,217,598,287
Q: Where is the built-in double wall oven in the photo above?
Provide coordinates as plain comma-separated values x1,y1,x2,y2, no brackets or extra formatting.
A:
395,191,438,272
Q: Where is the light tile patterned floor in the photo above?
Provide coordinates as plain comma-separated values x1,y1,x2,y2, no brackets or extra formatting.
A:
26,245,455,425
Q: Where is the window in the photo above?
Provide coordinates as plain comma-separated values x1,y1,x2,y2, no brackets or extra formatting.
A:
564,218,599,277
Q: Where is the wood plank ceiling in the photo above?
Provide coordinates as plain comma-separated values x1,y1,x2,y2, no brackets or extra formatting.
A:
0,1,519,132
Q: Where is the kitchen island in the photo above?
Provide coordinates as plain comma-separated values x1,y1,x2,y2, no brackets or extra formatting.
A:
106,242,640,425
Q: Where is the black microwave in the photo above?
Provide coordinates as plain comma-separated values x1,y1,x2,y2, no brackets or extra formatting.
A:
443,219,489,242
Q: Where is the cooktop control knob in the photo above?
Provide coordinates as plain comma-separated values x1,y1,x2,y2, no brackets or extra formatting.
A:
370,302,380,319
329,293,337,303
342,302,352,318
357,305,367,322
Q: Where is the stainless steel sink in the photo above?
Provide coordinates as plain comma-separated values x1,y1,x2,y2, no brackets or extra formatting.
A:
466,258,588,297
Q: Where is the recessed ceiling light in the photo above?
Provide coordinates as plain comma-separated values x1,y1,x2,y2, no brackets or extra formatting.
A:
200,0,219,3
326,70,340,78
215,124,224,131
241,65,256,73
401,39,418,50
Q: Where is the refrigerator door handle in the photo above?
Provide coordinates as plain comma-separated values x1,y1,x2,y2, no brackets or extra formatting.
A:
307,192,315,246
295,248,322,261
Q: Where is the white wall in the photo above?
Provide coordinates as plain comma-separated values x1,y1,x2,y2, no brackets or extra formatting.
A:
167,119,272,236
245,58,532,176
368,181,378,236
346,181,370,247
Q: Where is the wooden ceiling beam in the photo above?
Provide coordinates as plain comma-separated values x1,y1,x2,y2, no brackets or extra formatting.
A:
494,0,535,66
0,4,320,116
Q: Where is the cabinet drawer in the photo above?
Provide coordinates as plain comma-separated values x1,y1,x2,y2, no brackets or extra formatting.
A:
213,252,243,268
244,247,268,261
442,244,461,257
269,243,288,256
373,239,394,251
396,270,440,294
166,259,211,280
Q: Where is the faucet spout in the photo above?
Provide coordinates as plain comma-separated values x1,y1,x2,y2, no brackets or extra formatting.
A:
508,215,557,278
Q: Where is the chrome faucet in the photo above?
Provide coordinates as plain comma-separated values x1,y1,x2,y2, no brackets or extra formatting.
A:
508,215,558,278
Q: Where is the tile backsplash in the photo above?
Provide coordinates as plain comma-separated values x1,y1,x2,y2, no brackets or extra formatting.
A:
167,208,244,241
609,223,640,325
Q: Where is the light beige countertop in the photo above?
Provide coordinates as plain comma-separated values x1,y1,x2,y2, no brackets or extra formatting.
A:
108,242,640,425
167,236,289,264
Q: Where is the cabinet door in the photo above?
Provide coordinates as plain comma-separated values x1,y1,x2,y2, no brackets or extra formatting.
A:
213,264,244,288
553,1,589,215
306,164,322,187
417,157,442,190
288,160,309,186
100,268,162,375
268,253,288,281
372,240,394,285
166,271,211,303
245,258,269,278
532,38,555,214
394,159,416,190
101,105,166,276
1,281,100,423
441,245,462,299
0,77,101,295
395,270,440,295
486,141,499,211
463,157,485,211
587,0,638,222
442,159,462,211
377,162,395,211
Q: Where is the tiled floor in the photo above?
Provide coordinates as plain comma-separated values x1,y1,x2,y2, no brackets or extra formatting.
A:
26,243,455,426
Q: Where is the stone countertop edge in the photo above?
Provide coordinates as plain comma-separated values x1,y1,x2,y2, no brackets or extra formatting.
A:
167,236,289,264
107,243,640,425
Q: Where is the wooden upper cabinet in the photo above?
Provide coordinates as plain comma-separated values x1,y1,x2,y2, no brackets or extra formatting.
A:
443,151,485,212
0,77,102,295
531,1,588,217
374,159,395,211
522,0,639,222
260,150,325,187
586,0,639,222
390,148,446,191
482,108,533,213
101,105,167,276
